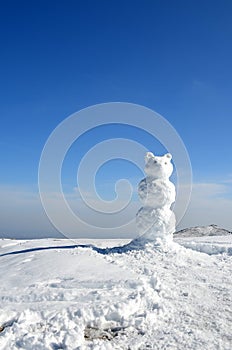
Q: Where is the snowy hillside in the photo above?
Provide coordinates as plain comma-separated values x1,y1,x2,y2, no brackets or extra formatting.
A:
0,233,232,349
175,224,232,237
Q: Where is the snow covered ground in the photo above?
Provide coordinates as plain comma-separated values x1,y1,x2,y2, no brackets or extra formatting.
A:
0,231,232,349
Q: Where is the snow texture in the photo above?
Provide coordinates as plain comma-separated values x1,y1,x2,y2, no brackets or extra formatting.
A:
136,152,176,242
0,234,232,349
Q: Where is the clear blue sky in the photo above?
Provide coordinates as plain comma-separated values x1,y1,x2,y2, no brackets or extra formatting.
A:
1,0,232,237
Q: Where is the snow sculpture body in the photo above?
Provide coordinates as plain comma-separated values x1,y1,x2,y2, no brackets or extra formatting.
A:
136,152,176,243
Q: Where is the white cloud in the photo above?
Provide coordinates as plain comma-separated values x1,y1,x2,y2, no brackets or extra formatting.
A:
0,185,139,239
0,180,232,239
178,182,232,231
0,186,60,238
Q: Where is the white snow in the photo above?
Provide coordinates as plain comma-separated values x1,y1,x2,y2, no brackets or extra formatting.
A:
0,234,232,349
176,235,232,255
136,152,176,242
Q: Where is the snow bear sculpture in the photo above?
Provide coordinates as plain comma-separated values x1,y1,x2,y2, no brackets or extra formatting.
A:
136,152,176,242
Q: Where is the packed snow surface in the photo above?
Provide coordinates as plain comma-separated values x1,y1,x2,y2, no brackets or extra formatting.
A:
0,233,232,349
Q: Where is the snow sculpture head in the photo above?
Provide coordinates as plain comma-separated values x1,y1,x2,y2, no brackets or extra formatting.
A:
144,152,173,179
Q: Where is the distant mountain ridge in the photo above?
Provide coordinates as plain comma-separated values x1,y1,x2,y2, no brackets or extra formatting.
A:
175,224,232,237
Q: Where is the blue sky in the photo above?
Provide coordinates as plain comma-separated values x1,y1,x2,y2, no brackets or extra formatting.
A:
1,0,232,237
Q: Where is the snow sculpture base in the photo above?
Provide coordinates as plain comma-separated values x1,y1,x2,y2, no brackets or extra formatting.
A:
136,207,175,242
136,152,176,244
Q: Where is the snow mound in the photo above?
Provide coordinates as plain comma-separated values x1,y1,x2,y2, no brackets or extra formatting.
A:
175,235,232,255
175,224,232,238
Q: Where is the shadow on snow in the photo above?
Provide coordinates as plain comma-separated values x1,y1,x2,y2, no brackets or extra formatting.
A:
0,238,150,258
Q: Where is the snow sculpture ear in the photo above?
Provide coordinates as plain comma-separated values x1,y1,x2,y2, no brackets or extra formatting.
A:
165,153,172,160
145,152,154,163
